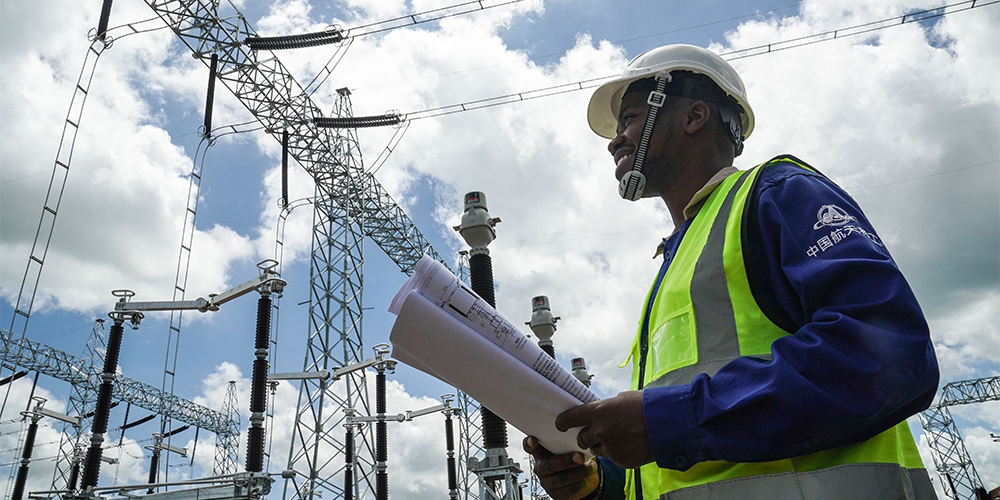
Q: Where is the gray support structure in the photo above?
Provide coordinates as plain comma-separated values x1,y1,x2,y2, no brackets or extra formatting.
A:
0,329,237,449
50,319,106,491
919,376,1000,500
217,381,240,476
137,0,446,271
284,89,373,499
132,1,450,497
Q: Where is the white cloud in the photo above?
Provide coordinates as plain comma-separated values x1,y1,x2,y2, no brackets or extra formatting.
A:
3,0,997,497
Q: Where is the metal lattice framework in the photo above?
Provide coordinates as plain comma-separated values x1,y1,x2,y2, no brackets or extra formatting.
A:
217,380,241,476
284,88,373,499
0,329,237,442
49,319,106,490
919,376,1000,500
135,0,449,496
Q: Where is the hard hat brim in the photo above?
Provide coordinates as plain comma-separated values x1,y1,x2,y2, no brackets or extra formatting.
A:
587,51,755,141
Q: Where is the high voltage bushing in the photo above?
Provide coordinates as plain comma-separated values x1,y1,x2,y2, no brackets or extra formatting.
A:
313,113,403,129
468,252,506,449
455,191,509,453
247,293,271,473
244,28,344,51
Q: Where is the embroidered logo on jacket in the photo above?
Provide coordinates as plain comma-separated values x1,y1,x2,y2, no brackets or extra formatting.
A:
813,205,857,230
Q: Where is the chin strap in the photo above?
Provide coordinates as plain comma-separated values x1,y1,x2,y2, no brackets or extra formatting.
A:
619,73,670,201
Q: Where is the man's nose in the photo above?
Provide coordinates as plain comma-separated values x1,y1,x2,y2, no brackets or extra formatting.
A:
608,132,625,155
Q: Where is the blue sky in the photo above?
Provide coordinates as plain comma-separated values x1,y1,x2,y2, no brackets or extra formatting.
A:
1,0,998,497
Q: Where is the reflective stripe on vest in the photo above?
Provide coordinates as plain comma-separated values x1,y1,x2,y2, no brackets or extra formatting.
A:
623,157,933,500
656,463,936,500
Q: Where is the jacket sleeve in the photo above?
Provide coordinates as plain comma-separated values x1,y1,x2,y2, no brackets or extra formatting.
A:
641,164,939,471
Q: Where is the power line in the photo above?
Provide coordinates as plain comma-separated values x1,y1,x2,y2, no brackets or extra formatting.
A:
350,1,804,92
345,0,526,39
402,0,998,121
852,159,998,192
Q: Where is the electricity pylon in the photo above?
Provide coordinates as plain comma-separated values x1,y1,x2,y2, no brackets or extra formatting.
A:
137,1,448,497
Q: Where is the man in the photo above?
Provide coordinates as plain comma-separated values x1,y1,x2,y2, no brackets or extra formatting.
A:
524,44,939,500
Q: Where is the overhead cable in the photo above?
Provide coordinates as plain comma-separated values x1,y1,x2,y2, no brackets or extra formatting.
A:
244,0,525,51
346,0,526,39
403,0,998,121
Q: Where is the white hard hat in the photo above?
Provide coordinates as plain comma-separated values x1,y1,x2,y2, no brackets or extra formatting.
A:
587,44,754,140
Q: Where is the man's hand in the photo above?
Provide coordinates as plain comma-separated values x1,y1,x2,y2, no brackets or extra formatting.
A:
523,436,600,500
555,390,654,469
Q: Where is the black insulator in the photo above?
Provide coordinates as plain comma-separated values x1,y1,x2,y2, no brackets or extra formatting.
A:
91,383,113,434
376,372,386,414
376,371,387,486
469,251,507,450
255,296,271,348
68,461,80,491
445,417,457,494
244,30,344,51
203,53,218,136
541,343,555,359
0,370,28,386
103,322,124,373
122,413,155,430
445,418,454,450
11,420,39,500
377,421,387,462
469,253,496,308
246,427,264,472
344,468,353,500
12,466,28,500
447,455,457,492
81,321,125,489
281,130,289,207
345,429,354,462
147,448,159,493
313,114,402,129
96,0,114,40
81,443,103,489
481,407,508,449
22,420,38,451
344,430,354,500
376,471,388,500
250,360,268,412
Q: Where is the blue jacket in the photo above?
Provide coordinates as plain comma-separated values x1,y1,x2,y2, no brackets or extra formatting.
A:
597,159,937,497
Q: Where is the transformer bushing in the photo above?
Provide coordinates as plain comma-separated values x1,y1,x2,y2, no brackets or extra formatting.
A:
454,191,523,498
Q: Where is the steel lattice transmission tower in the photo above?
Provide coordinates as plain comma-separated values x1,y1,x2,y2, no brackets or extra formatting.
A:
284,87,375,500
919,376,1000,500
217,380,241,476
49,319,106,491
135,0,448,496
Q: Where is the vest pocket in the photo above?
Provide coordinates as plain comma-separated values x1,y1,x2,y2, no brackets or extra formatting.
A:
648,304,698,383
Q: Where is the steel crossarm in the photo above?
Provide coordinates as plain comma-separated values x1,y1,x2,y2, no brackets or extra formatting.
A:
940,376,1000,407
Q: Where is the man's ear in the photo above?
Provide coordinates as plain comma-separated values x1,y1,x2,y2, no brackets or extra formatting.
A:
682,100,712,135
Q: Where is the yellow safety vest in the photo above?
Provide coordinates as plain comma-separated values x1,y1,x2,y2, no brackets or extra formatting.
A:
622,157,934,500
